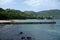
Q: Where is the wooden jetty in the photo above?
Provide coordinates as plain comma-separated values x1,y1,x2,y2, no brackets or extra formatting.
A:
0,22,56,24
0,20,56,24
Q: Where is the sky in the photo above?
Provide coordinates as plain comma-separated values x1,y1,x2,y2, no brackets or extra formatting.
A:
0,0,60,11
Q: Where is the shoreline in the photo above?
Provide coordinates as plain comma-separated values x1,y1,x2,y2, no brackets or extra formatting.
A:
1,22,56,24
0,20,11,23
0,20,56,24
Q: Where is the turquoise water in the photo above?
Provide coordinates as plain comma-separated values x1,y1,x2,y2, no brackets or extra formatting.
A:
13,19,54,22
0,19,60,40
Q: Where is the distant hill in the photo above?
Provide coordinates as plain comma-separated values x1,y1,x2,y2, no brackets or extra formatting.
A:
24,9,60,19
0,8,60,20
37,9,60,18
24,11,36,15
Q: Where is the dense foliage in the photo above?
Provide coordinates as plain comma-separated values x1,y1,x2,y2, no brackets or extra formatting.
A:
0,8,60,20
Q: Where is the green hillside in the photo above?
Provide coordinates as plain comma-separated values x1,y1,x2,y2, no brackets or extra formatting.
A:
0,8,60,20
36,9,60,19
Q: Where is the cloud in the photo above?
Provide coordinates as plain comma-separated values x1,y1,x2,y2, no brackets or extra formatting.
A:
0,0,60,11
23,0,60,7
0,0,16,6
24,0,40,7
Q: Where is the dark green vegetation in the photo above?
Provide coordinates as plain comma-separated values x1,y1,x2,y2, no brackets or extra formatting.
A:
0,8,60,20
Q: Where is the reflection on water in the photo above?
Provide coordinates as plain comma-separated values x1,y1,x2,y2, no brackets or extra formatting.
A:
0,19,60,40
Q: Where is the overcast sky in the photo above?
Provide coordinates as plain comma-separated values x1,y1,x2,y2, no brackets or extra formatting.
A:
0,0,60,11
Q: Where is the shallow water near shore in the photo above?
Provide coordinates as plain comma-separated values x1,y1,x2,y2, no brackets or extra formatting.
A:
0,19,60,40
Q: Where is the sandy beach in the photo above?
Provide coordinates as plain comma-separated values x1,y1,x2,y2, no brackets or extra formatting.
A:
0,20,11,23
